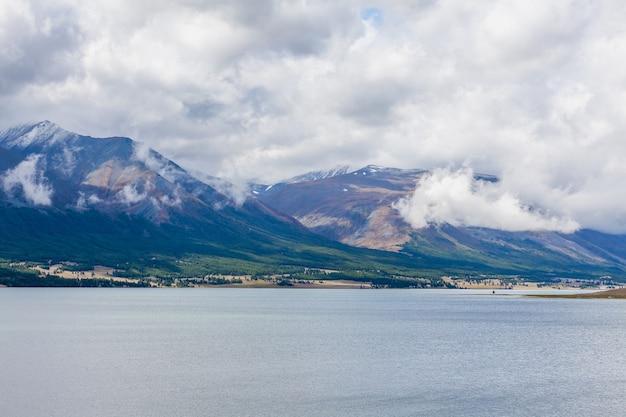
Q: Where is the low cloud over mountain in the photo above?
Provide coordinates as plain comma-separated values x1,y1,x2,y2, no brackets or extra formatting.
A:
393,167,579,233
2,1,626,237
1,122,626,280
1,153,53,206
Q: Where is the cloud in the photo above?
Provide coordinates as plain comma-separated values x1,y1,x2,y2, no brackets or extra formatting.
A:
132,141,241,206
0,0,82,94
156,193,182,208
191,169,248,206
1,154,53,205
117,182,149,205
393,167,579,233
132,141,184,184
75,191,101,210
52,145,79,177
1,1,626,232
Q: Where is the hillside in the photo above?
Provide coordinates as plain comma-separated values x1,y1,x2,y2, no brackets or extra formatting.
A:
255,166,626,283
2,122,626,287
0,122,448,287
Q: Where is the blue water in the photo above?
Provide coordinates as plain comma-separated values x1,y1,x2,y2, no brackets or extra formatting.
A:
1,288,625,417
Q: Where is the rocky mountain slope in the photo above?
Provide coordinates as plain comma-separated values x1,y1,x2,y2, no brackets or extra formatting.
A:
2,121,625,284
253,165,426,251
0,121,233,222
254,166,626,281
0,122,425,284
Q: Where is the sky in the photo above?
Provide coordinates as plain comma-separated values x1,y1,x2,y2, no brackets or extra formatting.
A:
2,0,626,233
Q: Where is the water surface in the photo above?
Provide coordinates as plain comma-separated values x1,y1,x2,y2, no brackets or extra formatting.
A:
1,288,624,416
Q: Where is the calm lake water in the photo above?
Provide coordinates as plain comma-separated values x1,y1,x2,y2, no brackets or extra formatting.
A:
1,288,625,417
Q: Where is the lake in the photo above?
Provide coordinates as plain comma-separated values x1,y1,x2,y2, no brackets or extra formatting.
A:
1,288,625,417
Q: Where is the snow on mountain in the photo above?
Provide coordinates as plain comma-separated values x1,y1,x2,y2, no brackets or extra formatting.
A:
0,120,81,150
284,165,353,184
253,165,427,251
0,121,236,222
2,121,626,280
254,163,626,275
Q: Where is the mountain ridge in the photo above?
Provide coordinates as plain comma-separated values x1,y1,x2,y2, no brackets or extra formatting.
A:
253,163,626,281
0,121,451,287
0,121,228,221
1,121,626,286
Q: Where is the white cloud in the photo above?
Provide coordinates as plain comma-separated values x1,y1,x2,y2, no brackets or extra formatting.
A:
75,192,86,210
132,141,183,183
87,193,101,204
1,154,53,205
117,182,149,205
158,193,182,208
393,168,579,233
191,170,248,206
75,191,102,210
1,1,626,232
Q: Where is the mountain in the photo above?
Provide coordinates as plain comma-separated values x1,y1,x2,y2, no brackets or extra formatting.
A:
2,121,625,286
0,122,437,286
252,165,425,251
254,165,626,282
0,121,232,220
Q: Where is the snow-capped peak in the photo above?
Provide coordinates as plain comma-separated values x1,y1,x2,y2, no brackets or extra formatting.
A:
0,120,73,149
284,166,352,184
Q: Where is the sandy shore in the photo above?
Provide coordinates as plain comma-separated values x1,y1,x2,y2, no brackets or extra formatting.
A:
529,288,626,299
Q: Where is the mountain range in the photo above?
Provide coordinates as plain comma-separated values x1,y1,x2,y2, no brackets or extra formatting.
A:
254,166,626,280
1,121,625,286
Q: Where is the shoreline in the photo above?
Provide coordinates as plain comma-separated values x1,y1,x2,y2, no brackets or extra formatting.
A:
527,287,626,299
5,264,624,291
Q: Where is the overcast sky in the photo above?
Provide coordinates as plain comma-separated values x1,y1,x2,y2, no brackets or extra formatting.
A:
2,0,626,233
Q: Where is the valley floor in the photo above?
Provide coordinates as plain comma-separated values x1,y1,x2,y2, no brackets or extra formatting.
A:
33,264,142,285
19,263,623,290
441,276,620,291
